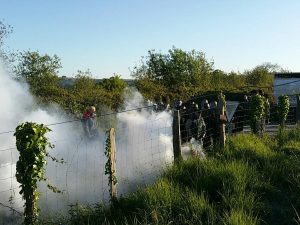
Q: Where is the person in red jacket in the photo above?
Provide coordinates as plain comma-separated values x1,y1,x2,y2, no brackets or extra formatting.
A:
82,106,97,138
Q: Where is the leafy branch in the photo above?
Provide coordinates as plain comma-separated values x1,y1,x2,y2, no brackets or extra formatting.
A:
249,94,265,135
14,122,63,225
278,95,290,127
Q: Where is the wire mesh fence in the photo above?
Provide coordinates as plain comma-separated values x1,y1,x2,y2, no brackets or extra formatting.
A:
0,93,299,223
0,107,174,222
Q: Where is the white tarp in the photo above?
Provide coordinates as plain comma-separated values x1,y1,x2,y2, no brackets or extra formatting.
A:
226,101,239,122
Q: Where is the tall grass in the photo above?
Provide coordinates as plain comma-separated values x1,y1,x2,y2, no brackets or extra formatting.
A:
45,125,300,225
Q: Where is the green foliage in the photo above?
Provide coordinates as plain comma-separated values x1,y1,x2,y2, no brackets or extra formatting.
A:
0,20,13,48
249,94,265,134
223,209,259,225
132,47,214,102
67,71,127,113
98,75,128,110
41,126,300,225
245,64,274,87
98,75,127,92
0,20,16,66
14,122,53,225
244,63,287,94
14,122,64,225
277,95,290,127
14,50,61,94
15,64,128,115
225,134,275,160
133,48,277,104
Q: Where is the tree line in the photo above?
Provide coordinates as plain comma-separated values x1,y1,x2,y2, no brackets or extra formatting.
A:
0,21,288,115
132,47,287,104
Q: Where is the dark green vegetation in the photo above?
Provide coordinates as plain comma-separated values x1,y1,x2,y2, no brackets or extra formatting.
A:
132,47,281,103
11,48,281,116
278,95,290,126
1,21,285,113
13,51,128,114
53,125,300,225
10,48,281,116
14,122,59,225
249,94,266,134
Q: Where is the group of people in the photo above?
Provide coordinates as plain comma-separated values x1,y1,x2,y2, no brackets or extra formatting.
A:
81,90,271,141
176,99,221,149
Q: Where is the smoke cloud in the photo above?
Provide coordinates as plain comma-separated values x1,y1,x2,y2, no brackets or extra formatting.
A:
0,61,173,222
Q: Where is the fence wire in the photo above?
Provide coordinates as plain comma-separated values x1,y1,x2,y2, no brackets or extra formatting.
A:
0,94,299,223
0,107,174,222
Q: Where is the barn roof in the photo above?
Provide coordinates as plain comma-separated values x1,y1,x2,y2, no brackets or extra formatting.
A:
275,73,300,78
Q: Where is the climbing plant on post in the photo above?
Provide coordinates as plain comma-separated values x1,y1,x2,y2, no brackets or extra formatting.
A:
249,94,265,135
14,122,60,225
278,95,290,127
105,128,117,201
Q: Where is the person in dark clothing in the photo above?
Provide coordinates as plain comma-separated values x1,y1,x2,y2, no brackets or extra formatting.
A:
174,100,183,111
180,106,188,142
194,111,206,143
202,101,212,149
82,106,98,138
243,95,250,125
210,101,220,143
234,103,245,132
185,102,197,141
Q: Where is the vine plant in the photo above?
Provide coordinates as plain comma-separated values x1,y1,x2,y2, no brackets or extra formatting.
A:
249,94,265,135
14,122,63,225
105,129,117,200
278,95,290,127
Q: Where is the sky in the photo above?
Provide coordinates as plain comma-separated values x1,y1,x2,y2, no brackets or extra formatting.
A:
1,0,300,78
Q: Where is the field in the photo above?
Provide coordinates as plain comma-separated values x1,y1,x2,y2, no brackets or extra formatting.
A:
39,125,300,225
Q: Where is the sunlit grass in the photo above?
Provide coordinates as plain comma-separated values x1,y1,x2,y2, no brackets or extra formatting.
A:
43,125,300,225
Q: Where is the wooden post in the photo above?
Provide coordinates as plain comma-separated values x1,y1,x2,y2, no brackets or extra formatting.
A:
220,105,226,148
296,95,300,123
109,128,117,200
172,110,182,162
218,96,226,149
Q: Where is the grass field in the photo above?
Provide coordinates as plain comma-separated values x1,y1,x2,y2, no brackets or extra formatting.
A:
46,125,300,225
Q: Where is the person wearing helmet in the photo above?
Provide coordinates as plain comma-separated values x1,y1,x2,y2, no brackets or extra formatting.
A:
82,106,97,138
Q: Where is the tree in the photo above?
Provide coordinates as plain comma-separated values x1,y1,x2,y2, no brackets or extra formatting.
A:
98,75,128,110
0,20,15,66
98,75,127,92
244,63,286,90
72,70,96,91
132,47,214,102
0,20,12,48
14,51,61,92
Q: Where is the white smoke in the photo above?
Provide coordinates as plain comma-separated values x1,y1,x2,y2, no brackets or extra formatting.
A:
0,61,173,222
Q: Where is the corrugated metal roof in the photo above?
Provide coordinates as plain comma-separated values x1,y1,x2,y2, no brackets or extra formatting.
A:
275,73,300,78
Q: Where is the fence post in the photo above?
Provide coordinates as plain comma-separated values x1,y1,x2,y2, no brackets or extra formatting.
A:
219,101,226,149
297,95,300,123
172,110,182,162
109,128,117,200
